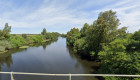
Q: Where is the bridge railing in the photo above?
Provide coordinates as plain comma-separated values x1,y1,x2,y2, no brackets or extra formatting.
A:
0,71,140,80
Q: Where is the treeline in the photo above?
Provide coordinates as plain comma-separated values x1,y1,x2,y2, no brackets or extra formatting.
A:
0,25,60,52
61,33,66,37
66,10,140,80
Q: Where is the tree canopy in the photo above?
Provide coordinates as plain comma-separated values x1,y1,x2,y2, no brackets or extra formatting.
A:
0,23,11,40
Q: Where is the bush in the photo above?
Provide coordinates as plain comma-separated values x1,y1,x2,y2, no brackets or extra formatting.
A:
98,38,140,80
131,30,140,41
30,35,42,43
9,36,26,47
22,34,27,38
0,40,12,51
66,28,81,46
74,37,87,51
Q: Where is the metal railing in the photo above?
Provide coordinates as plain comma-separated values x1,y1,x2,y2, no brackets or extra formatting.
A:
0,71,140,80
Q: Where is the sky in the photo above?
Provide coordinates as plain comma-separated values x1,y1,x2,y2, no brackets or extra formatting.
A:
0,0,140,34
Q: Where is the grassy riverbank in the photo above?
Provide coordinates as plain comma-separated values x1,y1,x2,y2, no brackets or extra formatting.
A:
0,26,60,53
0,35,58,53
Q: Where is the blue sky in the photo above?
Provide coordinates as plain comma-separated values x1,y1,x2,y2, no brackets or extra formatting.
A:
0,0,140,34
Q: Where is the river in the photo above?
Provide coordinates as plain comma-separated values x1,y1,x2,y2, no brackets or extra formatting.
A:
0,37,100,80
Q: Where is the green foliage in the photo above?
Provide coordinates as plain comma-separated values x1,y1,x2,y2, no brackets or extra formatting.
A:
86,19,108,56
66,28,81,46
41,28,47,35
61,33,66,37
131,30,140,41
117,27,127,39
0,40,12,52
0,23,11,40
98,10,120,30
73,37,87,52
99,39,128,63
90,51,95,57
126,40,140,52
30,35,42,43
80,23,89,37
66,10,127,60
65,10,140,80
126,32,140,52
9,36,26,47
22,34,27,38
98,38,140,80
0,25,60,54
46,32,60,40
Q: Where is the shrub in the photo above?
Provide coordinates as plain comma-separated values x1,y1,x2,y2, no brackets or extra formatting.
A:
31,35,42,43
0,40,12,51
9,36,26,47
22,34,27,38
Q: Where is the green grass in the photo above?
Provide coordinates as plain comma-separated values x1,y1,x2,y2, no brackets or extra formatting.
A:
19,46,29,48
42,39,51,42
0,50,8,54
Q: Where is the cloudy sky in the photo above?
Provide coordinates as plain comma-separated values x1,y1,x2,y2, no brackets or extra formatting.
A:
0,0,140,34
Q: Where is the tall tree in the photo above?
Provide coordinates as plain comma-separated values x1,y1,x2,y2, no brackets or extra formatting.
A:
98,10,121,44
41,28,47,35
86,10,122,59
80,23,89,37
66,28,81,46
0,23,11,40
131,30,140,41
3,23,11,32
86,19,108,59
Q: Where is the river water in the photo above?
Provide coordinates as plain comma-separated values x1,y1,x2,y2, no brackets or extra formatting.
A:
0,37,100,80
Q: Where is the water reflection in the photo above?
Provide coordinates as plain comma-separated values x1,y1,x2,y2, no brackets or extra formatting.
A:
67,46,101,80
0,48,25,71
0,37,101,80
42,39,58,49
0,39,58,71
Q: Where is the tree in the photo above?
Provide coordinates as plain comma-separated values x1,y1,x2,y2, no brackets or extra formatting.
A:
41,28,47,35
73,37,87,53
3,23,11,32
86,19,108,59
98,39,140,80
127,30,140,52
85,10,123,59
0,23,11,40
80,23,89,37
98,10,121,44
131,30,140,41
66,28,81,46
22,34,27,38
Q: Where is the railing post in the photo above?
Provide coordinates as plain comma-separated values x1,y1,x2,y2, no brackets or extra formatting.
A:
11,72,14,80
69,73,71,80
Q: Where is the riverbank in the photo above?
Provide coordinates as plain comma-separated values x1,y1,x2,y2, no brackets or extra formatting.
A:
0,38,58,53
0,34,59,53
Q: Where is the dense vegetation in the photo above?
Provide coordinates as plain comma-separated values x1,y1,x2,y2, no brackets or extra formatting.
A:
66,10,140,80
61,33,66,37
0,25,60,52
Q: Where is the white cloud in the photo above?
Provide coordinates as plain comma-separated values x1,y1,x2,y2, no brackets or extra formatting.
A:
0,0,140,33
95,0,140,33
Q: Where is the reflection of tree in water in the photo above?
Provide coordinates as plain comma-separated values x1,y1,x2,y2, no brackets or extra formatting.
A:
0,39,58,71
42,39,58,50
66,46,101,80
0,48,25,71
29,39,58,50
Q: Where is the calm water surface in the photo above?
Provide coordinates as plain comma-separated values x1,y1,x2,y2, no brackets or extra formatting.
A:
0,37,100,80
